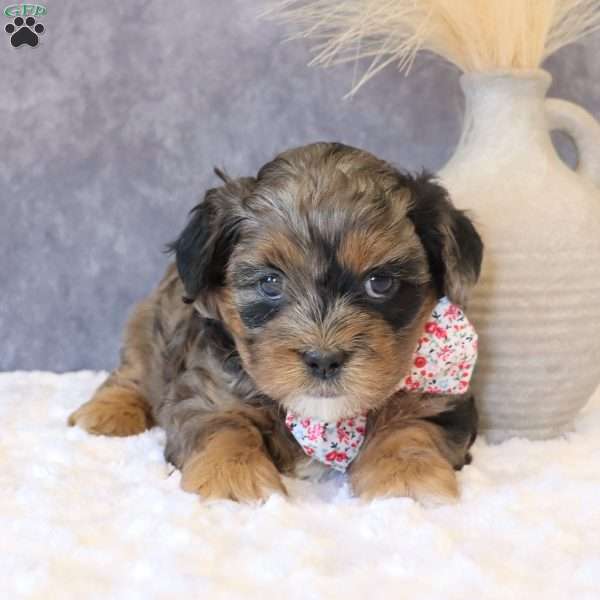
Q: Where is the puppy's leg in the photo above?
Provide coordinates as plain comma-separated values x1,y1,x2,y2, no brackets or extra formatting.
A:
350,394,477,505
350,421,459,504
67,382,153,437
181,426,287,502
423,394,478,471
164,407,287,502
68,298,158,437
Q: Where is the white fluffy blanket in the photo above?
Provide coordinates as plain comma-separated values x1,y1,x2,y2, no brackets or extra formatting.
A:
2,371,599,599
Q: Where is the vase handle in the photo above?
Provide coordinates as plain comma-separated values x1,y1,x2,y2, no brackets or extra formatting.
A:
546,98,600,188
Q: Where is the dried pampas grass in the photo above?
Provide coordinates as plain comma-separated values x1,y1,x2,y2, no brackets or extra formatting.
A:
263,0,600,94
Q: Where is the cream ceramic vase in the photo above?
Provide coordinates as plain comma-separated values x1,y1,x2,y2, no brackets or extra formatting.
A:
439,69,600,442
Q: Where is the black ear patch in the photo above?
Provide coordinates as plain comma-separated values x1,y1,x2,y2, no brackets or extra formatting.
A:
402,172,483,305
168,171,254,304
169,199,237,301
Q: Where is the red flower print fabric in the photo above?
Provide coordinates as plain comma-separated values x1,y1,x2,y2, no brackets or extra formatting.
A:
285,297,478,472
285,412,367,472
397,297,478,395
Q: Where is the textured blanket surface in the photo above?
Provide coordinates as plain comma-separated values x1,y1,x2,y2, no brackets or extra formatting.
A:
1,371,599,600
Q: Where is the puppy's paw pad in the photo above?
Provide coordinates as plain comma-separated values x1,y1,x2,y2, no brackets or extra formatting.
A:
67,388,153,437
181,447,287,503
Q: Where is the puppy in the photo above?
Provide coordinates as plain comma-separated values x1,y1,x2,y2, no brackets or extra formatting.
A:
68,142,482,504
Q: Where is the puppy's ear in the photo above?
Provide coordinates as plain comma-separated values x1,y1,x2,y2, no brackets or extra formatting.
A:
404,172,483,306
168,170,255,311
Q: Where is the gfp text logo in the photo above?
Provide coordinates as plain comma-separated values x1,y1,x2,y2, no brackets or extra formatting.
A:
4,4,46,17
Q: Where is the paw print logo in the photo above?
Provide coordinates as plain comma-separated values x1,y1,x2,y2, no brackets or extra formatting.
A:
5,16,45,47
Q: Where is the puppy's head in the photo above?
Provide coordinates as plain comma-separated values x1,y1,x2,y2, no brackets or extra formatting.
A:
171,143,482,420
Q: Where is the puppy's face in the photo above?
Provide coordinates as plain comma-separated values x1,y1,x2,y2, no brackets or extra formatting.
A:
222,176,434,421
172,143,482,420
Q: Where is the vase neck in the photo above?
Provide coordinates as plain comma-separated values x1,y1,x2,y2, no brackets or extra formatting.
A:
456,71,552,154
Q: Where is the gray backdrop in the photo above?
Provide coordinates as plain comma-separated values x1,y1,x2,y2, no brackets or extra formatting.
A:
2,0,600,371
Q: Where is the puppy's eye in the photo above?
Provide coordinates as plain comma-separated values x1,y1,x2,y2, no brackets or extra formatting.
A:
259,274,283,300
365,275,395,299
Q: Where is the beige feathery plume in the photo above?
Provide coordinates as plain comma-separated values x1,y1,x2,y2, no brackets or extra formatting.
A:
263,0,600,94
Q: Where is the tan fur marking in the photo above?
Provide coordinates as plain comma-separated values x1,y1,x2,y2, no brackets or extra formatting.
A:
350,422,459,505
181,427,287,502
216,287,247,340
254,231,307,273
67,386,153,437
338,228,416,274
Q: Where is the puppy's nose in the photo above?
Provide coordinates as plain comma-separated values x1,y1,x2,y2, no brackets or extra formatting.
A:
302,350,347,380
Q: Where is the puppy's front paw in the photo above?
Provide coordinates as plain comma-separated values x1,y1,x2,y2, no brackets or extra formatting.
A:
351,451,458,505
350,425,459,505
180,428,287,502
68,386,153,437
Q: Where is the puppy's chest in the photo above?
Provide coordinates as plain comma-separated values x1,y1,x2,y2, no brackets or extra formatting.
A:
165,315,256,403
